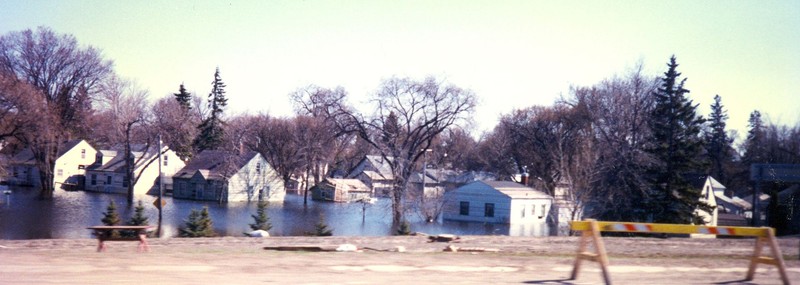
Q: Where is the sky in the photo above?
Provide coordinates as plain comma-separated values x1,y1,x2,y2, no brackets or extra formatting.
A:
1,0,798,142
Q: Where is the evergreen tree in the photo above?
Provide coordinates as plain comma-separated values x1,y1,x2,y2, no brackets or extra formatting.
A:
174,83,192,110
249,201,272,231
743,110,766,165
100,200,121,238
122,200,150,237
646,56,709,224
395,220,411,236
309,214,333,236
128,200,149,226
180,206,216,237
172,83,196,161
705,95,732,182
194,67,228,151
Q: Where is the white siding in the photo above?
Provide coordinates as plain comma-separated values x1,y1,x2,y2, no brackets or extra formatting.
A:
443,181,553,225
227,154,285,202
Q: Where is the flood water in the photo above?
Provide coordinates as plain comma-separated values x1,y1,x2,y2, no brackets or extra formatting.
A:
0,188,549,239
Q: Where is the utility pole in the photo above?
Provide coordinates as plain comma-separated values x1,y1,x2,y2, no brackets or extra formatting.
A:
157,135,163,237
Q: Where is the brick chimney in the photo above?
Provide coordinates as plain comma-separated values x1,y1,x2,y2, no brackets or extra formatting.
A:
520,171,529,186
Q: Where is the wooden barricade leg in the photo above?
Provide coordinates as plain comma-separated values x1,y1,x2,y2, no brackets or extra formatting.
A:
570,219,612,285
137,232,150,252
746,228,790,285
570,229,592,280
97,238,106,252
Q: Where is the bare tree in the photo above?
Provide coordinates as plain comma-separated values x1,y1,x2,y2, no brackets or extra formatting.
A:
247,115,303,195
344,77,477,226
94,75,163,204
0,27,112,198
151,96,199,161
568,69,659,221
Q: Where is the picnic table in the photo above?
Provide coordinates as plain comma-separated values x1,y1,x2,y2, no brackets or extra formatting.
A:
87,225,155,252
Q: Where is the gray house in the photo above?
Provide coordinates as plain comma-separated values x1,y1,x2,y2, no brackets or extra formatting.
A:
172,150,284,203
443,181,553,224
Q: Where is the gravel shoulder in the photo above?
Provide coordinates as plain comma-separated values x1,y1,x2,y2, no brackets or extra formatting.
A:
2,235,799,284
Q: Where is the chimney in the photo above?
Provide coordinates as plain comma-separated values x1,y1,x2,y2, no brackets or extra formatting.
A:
520,172,529,186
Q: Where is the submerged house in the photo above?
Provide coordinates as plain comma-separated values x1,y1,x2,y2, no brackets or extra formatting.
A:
346,155,395,197
443,181,553,224
172,150,284,202
311,178,371,202
8,139,96,189
84,145,184,196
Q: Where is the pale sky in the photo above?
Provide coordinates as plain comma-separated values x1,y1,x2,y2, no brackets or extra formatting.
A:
1,1,798,141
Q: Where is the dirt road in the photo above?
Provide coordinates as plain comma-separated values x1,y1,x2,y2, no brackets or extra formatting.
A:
1,236,798,284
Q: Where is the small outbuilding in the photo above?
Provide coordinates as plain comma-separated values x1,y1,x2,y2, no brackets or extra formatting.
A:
311,178,371,203
442,181,553,224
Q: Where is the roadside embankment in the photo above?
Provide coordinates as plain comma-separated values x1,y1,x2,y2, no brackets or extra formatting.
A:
1,235,799,284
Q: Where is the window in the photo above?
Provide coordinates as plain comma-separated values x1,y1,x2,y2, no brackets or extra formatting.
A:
81,149,86,159
106,175,112,185
484,203,495,217
91,174,97,185
539,204,546,218
459,201,470,216
163,155,168,166
57,169,63,177
532,204,537,216
256,163,262,173
122,176,129,187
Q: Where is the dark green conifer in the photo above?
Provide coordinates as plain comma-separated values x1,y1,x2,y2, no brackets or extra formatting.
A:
100,200,121,238
311,214,333,236
395,220,411,236
646,55,710,224
180,206,216,237
249,201,272,231
194,67,227,151
174,83,192,110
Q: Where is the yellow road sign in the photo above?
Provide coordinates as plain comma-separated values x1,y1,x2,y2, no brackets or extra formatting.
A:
153,198,166,208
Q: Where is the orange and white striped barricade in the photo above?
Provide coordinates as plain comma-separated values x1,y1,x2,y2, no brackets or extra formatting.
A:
569,219,790,285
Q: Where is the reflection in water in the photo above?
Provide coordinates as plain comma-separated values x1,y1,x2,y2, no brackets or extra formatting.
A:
0,188,548,239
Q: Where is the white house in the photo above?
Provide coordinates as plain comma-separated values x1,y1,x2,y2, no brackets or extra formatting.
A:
172,150,285,202
84,145,184,196
443,181,553,224
8,139,96,189
346,155,395,197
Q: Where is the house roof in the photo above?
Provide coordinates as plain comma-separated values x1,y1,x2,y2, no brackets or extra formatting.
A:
323,178,370,192
87,145,166,173
448,171,497,184
10,139,86,165
174,150,260,180
347,155,396,180
454,180,552,199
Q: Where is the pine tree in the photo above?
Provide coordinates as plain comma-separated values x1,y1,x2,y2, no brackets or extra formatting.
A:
100,200,121,238
646,56,709,224
174,83,192,110
128,200,149,226
194,67,228,151
180,206,216,237
249,201,272,231
705,95,732,182
310,214,333,236
172,83,196,161
743,110,766,165
122,200,150,237
395,220,411,236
